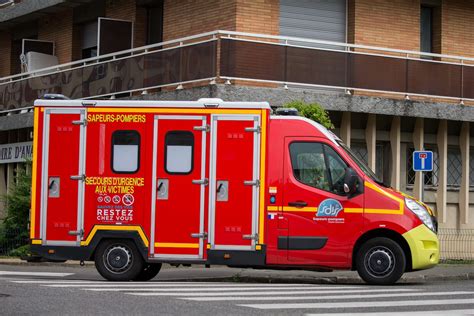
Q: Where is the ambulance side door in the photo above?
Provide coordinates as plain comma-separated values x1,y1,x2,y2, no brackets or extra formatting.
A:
281,137,364,266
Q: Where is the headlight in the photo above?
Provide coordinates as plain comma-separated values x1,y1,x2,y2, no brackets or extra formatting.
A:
405,198,435,232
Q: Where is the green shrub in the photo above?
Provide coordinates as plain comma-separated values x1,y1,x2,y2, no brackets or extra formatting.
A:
0,163,31,256
283,100,334,130
9,244,30,257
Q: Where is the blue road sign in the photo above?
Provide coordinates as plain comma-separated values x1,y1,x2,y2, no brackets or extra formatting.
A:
413,151,433,172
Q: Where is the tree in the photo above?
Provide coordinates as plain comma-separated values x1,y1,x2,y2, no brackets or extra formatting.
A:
0,163,31,256
283,100,334,130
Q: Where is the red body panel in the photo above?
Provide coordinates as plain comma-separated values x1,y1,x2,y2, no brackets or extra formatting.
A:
154,118,205,256
213,120,255,248
45,113,81,242
83,112,152,240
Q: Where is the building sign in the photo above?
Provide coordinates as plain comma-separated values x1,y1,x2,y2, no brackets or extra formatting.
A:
0,142,33,164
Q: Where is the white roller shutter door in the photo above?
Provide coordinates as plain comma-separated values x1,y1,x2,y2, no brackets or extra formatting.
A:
280,0,347,46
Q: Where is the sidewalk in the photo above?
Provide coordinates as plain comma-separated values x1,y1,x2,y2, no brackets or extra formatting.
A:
1,258,473,283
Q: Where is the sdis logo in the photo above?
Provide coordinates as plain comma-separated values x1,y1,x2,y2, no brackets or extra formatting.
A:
316,199,344,217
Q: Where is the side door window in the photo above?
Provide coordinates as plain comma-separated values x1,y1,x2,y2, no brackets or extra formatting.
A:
289,142,348,195
325,145,348,195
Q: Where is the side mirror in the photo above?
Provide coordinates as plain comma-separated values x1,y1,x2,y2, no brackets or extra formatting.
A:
343,167,360,196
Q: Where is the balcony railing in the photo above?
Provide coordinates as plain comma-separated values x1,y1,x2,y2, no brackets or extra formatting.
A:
1,30,474,112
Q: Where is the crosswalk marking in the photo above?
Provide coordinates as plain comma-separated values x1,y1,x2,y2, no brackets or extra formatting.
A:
306,310,474,316
11,280,314,286
124,288,417,297
44,284,354,289
83,287,362,295
238,298,474,310
5,278,473,314
184,290,469,301
81,286,360,292
0,271,74,277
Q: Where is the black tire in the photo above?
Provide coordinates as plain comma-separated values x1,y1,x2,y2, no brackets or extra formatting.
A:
356,237,406,285
95,239,144,281
133,263,162,281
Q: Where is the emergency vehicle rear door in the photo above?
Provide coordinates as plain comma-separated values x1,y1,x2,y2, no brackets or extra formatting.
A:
151,115,207,259
40,109,86,246
208,114,261,251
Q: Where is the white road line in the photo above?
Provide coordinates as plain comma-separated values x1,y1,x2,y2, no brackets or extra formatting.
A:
81,286,361,292
125,289,421,297
186,290,468,302
238,298,474,310
10,280,319,286
306,310,474,316
0,271,74,277
43,283,352,288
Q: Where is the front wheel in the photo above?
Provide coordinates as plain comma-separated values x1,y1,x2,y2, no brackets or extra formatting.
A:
95,239,144,281
356,237,406,285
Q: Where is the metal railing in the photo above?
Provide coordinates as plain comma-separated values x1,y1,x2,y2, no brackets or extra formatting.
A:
0,227,29,256
0,30,219,112
438,228,474,263
1,30,474,112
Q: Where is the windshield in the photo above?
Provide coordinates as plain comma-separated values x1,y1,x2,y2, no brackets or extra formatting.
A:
338,141,386,186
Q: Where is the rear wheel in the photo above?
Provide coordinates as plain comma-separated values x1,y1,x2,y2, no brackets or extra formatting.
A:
356,237,406,285
95,239,144,281
133,263,162,281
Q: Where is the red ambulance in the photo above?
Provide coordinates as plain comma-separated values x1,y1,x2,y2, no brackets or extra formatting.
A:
30,97,439,284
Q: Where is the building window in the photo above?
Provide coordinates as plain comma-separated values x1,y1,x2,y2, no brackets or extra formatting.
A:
81,20,98,59
420,5,433,55
350,142,368,165
289,142,348,195
146,3,163,45
165,131,194,174
407,147,439,187
447,147,462,188
111,130,140,173
351,141,384,179
469,150,474,188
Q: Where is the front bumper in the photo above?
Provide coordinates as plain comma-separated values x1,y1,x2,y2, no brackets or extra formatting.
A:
402,224,439,270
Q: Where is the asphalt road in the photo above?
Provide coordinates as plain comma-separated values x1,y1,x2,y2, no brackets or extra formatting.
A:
0,264,473,315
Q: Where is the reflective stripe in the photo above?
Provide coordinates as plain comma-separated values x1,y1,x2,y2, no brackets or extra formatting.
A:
154,243,199,249
80,225,149,247
29,107,40,239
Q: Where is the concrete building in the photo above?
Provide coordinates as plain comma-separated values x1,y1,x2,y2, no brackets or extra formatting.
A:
0,0,474,244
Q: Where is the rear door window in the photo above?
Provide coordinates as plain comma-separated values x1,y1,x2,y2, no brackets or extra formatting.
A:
165,131,194,174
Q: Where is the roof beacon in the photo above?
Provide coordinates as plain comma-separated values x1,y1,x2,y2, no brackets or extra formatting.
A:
275,107,298,116
198,98,223,108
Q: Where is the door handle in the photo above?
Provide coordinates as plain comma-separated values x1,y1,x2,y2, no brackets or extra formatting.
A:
70,174,85,181
191,232,208,239
288,201,308,208
243,180,260,187
68,229,84,237
192,178,208,185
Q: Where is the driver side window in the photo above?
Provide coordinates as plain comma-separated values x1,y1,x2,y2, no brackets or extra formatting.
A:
289,142,348,195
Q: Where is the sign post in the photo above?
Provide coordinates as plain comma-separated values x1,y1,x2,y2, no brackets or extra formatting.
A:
413,150,433,202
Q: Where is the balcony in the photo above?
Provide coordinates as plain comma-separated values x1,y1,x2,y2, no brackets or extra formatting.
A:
1,30,474,112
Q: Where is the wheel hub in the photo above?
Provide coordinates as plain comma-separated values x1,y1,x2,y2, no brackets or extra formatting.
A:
104,245,132,274
365,247,395,277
